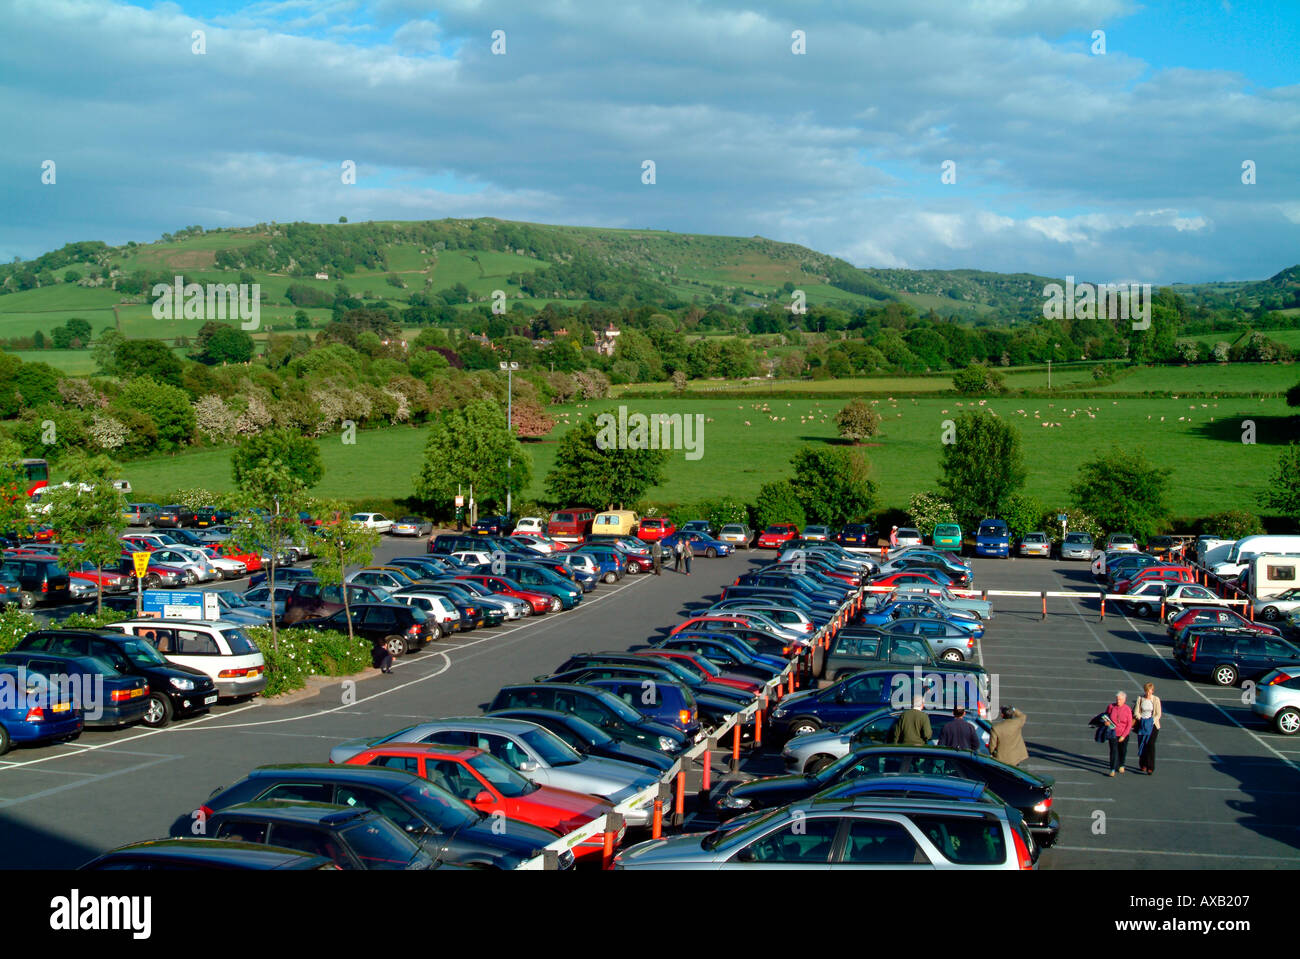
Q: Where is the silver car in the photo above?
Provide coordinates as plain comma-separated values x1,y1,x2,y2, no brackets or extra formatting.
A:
781,707,992,775
1254,588,1300,623
328,717,658,825
1060,532,1095,561
888,586,992,621
1017,532,1050,558
614,796,1033,869
1252,669,1300,734
719,525,754,550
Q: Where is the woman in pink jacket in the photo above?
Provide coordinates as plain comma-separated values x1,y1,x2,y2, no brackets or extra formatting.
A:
1104,692,1134,776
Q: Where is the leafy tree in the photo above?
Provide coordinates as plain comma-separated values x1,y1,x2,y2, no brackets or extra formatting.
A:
753,479,806,530
788,446,877,527
1071,447,1171,541
511,401,555,439
671,370,688,393
113,377,196,450
309,500,380,642
938,412,1026,527
544,412,666,510
41,453,126,615
1000,490,1045,538
1260,444,1300,528
415,400,531,513
115,339,185,387
951,363,1006,394
294,310,311,330
32,330,45,350
192,322,254,365
835,400,882,444
231,429,324,491
1205,509,1263,539
906,491,957,537
93,329,126,375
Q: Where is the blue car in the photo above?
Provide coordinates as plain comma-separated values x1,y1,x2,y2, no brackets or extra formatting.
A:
972,518,1011,558
0,652,150,730
0,663,84,754
860,599,984,638
662,531,732,558
564,551,622,585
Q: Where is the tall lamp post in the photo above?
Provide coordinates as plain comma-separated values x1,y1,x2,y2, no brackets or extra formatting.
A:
499,360,519,518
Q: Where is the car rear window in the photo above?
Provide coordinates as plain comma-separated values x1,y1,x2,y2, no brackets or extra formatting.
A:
221,628,259,655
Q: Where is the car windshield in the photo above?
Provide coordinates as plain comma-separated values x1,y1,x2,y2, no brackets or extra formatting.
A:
520,728,584,766
121,638,168,667
339,817,424,869
221,628,258,655
396,780,479,830
220,591,251,607
700,806,788,851
467,753,540,797
1066,533,1091,543
978,525,1005,537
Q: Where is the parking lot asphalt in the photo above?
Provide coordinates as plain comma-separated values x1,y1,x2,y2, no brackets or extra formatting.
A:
3,541,1298,869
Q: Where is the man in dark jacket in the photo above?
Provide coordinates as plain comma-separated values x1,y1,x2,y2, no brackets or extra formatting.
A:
889,697,932,745
936,706,981,751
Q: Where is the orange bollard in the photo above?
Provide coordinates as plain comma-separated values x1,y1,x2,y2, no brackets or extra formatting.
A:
788,670,795,696
674,768,685,817
701,748,711,791
1040,592,1047,621
1099,593,1106,621
754,707,763,747
651,797,663,839
1160,597,1166,620
732,721,742,764
602,816,620,869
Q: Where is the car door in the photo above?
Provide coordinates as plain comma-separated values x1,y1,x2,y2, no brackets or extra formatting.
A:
361,606,399,640
724,815,840,870
834,816,933,868
1233,635,1270,677
886,637,932,667
1261,637,1300,677
822,673,889,724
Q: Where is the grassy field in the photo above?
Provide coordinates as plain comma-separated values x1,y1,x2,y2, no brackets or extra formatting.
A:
619,365,1106,396
115,392,1288,519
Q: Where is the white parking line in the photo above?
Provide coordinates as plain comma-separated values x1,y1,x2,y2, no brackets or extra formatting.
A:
0,756,176,809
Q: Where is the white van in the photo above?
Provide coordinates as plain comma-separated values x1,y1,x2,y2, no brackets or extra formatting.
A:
1196,539,1236,569
107,619,266,699
1213,535,1300,579
1240,554,1300,599
592,510,640,538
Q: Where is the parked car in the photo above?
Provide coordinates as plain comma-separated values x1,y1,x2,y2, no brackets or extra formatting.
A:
14,629,215,728
1105,533,1140,552
512,517,549,536
289,602,437,657
485,708,675,772
247,565,317,591
1255,587,1300,623
107,619,266,699
680,520,713,537
1252,668,1300,735
932,524,962,552
836,524,875,548
1174,629,1300,687
1167,606,1279,640
281,580,392,624
350,513,394,534
636,517,676,542
484,687,688,756
150,505,185,528
389,592,461,637
662,530,733,558
183,764,566,869
122,503,161,527
0,650,149,729
802,525,832,542
812,629,989,686
0,660,83,754
242,584,294,620
718,524,753,550
342,744,614,858
971,518,1010,558
1060,531,1095,561
330,716,662,823
391,516,433,537
1017,532,1051,558
471,515,513,536
0,556,71,608
757,524,800,549
614,793,1038,869
81,838,340,871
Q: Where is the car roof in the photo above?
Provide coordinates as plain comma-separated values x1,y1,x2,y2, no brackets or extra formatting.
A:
250,763,423,785
216,801,375,826
92,838,332,867
409,715,552,735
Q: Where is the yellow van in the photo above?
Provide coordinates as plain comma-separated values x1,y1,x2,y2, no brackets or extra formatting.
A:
592,510,640,538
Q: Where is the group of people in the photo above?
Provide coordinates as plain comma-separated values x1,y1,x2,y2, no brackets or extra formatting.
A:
650,538,694,575
889,699,1029,767
1095,684,1162,775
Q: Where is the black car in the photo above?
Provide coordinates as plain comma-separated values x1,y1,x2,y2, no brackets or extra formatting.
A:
82,838,339,870
0,557,71,608
14,629,215,728
150,505,186,529
201,801,438,870
287,602,436,658
554,651,752,707
1174,628,1300,687
177,764,566,869
247,565,318,590
485,708,675,773
836,524,876,547
0,651,149,729
487,683,688,753
471,515,512,536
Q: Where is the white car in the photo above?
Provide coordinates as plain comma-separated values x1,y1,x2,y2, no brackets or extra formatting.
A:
350,512,393,534
148,547,220,585
1255,587,1300,623
894,527,924,548
451,550,493,567
390,593,460,637
513,517,548,536
509,534,556,554
108,619,266,699
171,544,247,580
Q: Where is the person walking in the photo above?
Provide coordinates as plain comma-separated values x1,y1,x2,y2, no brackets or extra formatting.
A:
683,538,694,576
673,538,684,573
889,696,932,745
889,525,899,548
651,539,663,575
988,705,1029,767
936,706,980,750
1133,682,1162,774
1099,691,1134,776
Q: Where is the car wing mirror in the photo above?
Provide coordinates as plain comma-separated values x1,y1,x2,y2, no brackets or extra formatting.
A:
518,761,539,773
473,791,494,804
735,848,756,863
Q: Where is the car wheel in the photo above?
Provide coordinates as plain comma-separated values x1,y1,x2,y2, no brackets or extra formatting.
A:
1263,607,1280,622
811,645,826,678
789,718,820,737
605,572,617,584
18,591,35,610
1212,664,1239,687
1135,604,1152,618
804,754,834,775
142,693,173,728
183,571,197,586
0,724,9,756
548,597,562,613
144,573,161,589
706,547,717,558
384,635,407,657
1275,707,1300,736
941,649,964,662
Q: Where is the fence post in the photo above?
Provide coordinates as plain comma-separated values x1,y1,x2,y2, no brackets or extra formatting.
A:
543,849,560,870
1099,590,1106,621
1040,591,1047,621
674,766,686,821
730,720,742,772
602,811,624,869
700,738,714,797
754,706,763,748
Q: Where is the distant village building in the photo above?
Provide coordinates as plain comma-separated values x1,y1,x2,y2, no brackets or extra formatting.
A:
595,324,621,357
467,333,492,348
315,272,329,280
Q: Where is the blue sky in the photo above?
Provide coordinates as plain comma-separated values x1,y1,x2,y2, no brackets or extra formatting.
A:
3,0,1297,284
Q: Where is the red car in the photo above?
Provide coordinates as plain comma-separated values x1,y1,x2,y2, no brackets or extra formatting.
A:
1167,606,1278,639
66,561,132,594
455,574,554,614
342,744,615,858
636,517,676,542
631,649,763,695
672,615,766,636
214,542,263,573
1114,565,1196,595
756,524,799,549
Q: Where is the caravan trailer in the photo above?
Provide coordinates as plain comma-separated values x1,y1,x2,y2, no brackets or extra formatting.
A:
1240,554,1300,601
1212,535,1300,579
